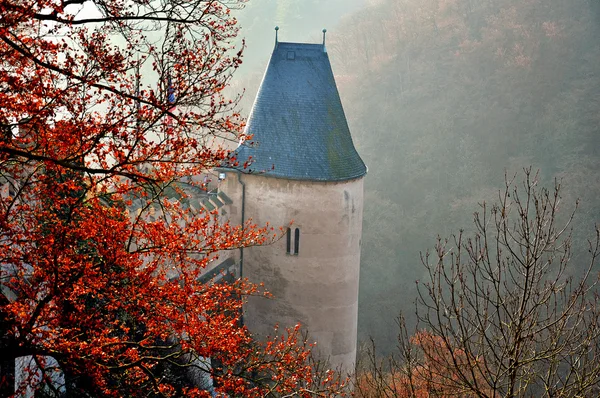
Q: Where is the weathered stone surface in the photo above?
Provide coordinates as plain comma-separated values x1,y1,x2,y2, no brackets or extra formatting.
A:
220,173,363,373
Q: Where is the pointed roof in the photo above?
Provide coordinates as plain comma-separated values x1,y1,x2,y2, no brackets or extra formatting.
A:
230,39,367,181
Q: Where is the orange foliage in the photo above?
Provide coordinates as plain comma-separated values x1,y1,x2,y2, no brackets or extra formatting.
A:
0,1,346,396
356,331,492,397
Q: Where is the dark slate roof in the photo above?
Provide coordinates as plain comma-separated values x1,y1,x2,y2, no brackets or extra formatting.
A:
228,41,367,181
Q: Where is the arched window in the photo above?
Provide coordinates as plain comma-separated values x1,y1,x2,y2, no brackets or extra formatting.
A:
286,228,291,254
294,228,300,255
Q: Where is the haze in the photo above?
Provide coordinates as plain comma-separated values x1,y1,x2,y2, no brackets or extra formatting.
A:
231,0,600,355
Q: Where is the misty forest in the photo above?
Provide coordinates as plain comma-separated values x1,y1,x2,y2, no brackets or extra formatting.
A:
234,0,600,356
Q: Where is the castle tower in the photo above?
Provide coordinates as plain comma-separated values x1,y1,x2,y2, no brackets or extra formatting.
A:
219,30,366,372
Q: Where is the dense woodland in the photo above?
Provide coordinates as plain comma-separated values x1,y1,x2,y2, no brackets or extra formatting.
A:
236,0,600,355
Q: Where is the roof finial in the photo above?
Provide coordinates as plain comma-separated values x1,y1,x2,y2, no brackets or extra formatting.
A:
322,28,327,46
275,26,279,46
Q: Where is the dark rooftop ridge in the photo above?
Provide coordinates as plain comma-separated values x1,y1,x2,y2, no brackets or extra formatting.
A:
227,35,367,182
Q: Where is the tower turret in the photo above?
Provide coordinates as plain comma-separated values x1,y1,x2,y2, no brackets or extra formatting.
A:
219,30,366,372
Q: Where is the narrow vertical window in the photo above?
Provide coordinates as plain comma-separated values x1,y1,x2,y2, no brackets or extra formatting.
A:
294,228,300,255
286,227,291,254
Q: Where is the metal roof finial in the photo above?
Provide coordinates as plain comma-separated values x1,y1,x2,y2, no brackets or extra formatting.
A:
322,29,327,46
275,26,279,46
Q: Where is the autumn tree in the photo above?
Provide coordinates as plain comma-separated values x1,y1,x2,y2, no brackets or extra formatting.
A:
0,1,346,396
355,328,494,397
356,169,600,397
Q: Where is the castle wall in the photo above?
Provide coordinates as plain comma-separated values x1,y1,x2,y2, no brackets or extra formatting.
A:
219,172,363,373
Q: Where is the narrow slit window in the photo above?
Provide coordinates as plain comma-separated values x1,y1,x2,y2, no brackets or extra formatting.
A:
294,228,300,255
286,227,291,254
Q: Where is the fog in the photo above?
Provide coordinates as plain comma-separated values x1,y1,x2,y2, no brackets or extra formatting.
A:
233,0,366,72
230,0,600,355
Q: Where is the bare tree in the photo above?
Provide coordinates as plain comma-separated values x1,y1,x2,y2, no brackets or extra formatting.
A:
357,169,600,397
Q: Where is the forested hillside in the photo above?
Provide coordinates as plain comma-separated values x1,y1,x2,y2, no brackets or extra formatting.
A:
325,0,600,352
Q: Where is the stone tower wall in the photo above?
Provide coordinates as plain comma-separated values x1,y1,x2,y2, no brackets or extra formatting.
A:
219,172,363,372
